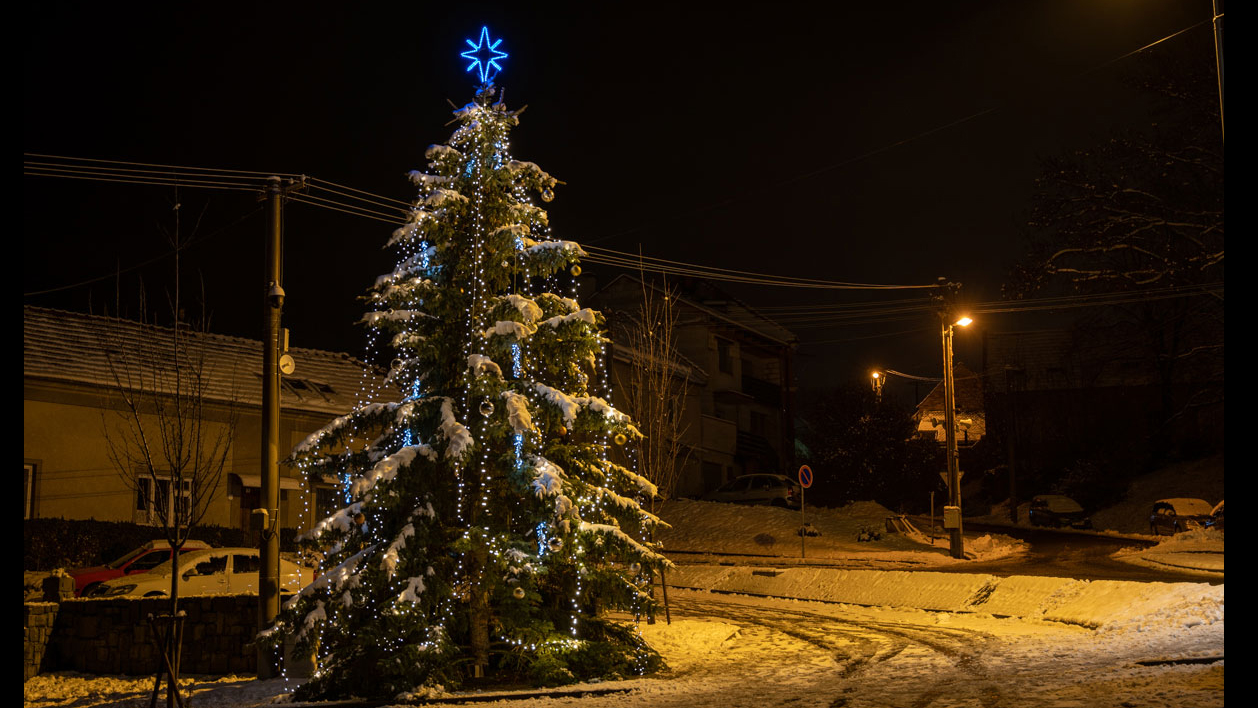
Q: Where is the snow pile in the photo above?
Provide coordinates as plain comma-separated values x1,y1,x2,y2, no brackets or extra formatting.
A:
669,563,1224,630
655,499,1025,566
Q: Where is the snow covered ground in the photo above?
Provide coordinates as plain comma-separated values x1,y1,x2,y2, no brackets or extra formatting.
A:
24,499,1224,707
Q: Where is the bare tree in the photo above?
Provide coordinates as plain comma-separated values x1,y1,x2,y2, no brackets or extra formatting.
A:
614,275,692,625
618,276,692,503
99,201,236,708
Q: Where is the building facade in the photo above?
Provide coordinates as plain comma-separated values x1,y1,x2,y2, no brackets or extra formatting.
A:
589,276,798,498
23,307,386,538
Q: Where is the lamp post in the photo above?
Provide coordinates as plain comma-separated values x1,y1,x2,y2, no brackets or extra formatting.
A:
870,370,884,403
941,314,971,559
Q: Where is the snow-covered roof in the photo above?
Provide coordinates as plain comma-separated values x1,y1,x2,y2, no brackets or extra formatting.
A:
23,306,385,415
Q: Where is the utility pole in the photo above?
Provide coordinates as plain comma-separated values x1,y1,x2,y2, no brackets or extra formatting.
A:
1213,0,1224,142
257,176,304,678
934,278,968,560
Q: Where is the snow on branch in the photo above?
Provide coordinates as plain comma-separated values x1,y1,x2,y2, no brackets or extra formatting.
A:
292,402,397,457
348,445,433,499
538,308,597,329
407,171,452,187
529,455,567,498
501,390,535,433
481,320,537,342
437,398,473,460
422,189,468,209
576,521,670,565
467,354,504,380
532,383,637,432
284,542,377,610
360,309,434,326
498,293,544,324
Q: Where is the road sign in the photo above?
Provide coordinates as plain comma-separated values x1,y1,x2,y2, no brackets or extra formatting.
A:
798,465,813,489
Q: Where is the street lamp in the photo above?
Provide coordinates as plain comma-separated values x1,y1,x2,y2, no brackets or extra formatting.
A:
941,314,971,559
870,370,884,403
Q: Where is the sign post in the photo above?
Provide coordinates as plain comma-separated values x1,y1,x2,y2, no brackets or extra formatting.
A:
798,465,813,559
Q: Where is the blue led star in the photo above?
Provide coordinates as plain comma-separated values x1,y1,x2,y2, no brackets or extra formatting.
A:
460,26,508,84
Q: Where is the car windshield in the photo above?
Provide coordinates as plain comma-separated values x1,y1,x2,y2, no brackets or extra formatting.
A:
146,550,207,577
106,546,150,570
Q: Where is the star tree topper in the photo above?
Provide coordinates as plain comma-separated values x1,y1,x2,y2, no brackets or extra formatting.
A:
461,26,508,84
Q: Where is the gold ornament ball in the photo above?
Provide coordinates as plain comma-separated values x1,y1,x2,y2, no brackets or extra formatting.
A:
570,264,582,277
557,425,567,436
614,433,627,446
541,188,554,202
513,587,526,599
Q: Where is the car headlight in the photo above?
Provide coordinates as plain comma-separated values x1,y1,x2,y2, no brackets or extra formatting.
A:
106,584,137,596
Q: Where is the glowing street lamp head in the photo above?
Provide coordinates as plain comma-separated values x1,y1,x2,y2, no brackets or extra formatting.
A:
954,316,973,327
461,26,508,84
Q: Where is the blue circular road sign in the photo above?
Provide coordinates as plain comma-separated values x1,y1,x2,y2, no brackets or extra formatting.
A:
798,465,813,489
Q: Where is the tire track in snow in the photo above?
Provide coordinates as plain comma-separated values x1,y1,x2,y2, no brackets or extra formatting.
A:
673,593,1005,708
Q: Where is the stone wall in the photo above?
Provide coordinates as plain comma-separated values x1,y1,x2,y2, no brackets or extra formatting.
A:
23,594,259,678
24,603,59,681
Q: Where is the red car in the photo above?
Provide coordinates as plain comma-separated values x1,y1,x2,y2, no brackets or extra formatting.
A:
68,539,211,597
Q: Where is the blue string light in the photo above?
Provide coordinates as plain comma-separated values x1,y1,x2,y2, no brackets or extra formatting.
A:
460,26,508,84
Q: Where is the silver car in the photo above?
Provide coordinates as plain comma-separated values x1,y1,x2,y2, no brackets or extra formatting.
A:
91,547,312,597
702,474,801,508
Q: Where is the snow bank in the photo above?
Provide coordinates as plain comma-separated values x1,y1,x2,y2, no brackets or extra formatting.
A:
668,564,1223,629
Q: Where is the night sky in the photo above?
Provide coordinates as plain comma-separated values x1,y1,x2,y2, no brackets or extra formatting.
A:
23,2,1218,398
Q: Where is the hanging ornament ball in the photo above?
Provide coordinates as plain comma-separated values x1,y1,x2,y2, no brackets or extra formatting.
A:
570,264,582,277
547,537,563,552
557,425,567,437
479,399,495,417
353,512,366,526
614,432,628,446
512,586,526,599
502,260,510,268
541,187,554,202
628,562,641,574
391,358,404,371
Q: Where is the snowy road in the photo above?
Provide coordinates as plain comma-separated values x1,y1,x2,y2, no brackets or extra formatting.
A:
24,587,1223,708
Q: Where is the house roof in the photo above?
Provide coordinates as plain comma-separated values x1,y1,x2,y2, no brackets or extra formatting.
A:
915,362,984,414
23,306,386,416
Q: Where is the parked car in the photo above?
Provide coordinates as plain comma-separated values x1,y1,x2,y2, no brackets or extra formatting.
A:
1027,495,1092,529
1207,500,1224,530
68,539,212,597
702,474,800,508
90,547,313,598
1149,498,1215,535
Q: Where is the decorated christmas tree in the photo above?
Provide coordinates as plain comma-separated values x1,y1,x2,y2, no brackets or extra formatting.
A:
271,28,668,700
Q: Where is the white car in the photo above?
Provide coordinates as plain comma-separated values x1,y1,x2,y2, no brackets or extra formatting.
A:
92,547,312,598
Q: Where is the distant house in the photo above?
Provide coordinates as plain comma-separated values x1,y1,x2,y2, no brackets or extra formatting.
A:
913,362,985,447
588,275,798,497
23,306,386,537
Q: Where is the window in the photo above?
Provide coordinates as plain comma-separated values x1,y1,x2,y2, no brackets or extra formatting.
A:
189,555,228,577
232,554,261,575
135,474,192,525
